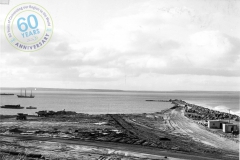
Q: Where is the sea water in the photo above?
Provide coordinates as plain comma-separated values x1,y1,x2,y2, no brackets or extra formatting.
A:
0,89,239,116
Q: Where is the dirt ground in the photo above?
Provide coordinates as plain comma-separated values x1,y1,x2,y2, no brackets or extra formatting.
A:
0,105,239,160
1,136,179,160
166,107,239,152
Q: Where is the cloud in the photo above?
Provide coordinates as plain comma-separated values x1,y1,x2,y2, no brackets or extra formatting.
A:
1,1,240,90
77,67,123,80
187,31,237,67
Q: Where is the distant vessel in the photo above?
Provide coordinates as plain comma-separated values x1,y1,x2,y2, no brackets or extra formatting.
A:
1,104,24,109
17,89,35,98
26,106,37,109
0,93,14,95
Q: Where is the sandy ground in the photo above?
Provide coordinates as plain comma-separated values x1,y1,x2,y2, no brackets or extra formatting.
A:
166,108,239,152
0,106,239,160
0,135,222,160
1,136,171,160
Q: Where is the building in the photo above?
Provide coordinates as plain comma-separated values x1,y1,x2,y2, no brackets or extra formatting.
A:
223,124,238,133
208,120,228,129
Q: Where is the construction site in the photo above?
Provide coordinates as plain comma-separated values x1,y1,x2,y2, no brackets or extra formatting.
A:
0,100,239,160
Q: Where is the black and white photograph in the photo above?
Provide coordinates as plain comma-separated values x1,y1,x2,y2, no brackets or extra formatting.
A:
0,0,239,159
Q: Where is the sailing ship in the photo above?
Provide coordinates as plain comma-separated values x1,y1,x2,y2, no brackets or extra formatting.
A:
17,89,35,98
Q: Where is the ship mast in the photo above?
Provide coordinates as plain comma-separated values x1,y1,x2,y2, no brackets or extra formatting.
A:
25,89,26,96
31,90,32,96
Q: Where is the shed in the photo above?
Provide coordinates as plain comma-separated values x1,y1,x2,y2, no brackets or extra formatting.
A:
223,124,238,133
16,113,27,120
208,120,228,129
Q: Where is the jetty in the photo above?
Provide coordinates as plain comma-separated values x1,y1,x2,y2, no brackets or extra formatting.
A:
146,100,170,102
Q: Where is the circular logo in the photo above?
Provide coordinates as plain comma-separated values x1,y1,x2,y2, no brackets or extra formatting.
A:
4,3,53,52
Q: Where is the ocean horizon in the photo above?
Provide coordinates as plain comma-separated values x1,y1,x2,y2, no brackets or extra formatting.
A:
0,88,239,116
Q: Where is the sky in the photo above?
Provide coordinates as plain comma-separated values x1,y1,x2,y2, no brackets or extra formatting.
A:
0,0,240,91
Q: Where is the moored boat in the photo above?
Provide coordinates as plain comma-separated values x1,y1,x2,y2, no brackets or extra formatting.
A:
1,104,24,109
26,106,37,109
0,93,14,95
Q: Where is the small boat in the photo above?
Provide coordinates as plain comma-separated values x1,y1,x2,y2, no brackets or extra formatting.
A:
0,93,14,95
26,106,37,109
1,104,24,109
17,89,35,98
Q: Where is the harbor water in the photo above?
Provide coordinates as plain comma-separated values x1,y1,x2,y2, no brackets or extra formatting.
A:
0,89,239,116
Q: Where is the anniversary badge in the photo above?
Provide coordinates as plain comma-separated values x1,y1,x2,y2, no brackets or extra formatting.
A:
4,3,53,52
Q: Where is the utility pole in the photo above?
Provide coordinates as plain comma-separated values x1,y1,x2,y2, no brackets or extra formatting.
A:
228,109,231,123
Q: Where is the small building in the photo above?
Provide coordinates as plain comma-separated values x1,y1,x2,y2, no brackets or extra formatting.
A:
16,113,27,120
208,120,228,129
223,124,238,133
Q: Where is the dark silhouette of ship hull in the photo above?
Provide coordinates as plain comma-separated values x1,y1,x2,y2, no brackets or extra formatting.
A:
17,95,35,98
26,106,37,109
1,104,24,109
0,93,14,95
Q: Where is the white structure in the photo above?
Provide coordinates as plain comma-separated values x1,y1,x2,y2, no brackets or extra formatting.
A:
223,124,238,133
208,120,228,129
